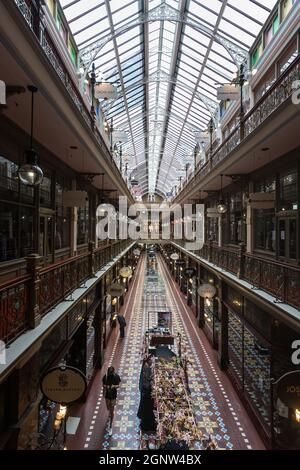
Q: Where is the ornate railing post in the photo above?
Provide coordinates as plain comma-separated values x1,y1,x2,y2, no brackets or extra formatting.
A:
89,241,96,277
25,254,42,329
237,242,246,279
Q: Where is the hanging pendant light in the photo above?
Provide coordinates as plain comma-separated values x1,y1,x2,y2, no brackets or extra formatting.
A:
18,85,43,186
217,174,227,214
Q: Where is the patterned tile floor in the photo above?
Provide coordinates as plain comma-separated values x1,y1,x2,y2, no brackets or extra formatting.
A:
67,254,265,450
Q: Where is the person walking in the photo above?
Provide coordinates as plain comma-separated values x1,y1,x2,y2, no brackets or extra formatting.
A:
102,366,121,436
117,314,126,338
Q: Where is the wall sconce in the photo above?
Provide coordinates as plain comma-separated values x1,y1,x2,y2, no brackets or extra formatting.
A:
295,409,300,423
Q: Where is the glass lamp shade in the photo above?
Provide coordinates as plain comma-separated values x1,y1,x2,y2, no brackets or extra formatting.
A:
18,149,43,186
18,163,43,186
217,201,227,214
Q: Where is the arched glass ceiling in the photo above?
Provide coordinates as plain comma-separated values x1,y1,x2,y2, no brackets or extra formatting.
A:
60,0,278,196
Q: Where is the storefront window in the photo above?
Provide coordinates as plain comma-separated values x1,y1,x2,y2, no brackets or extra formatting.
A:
20,207,34,258
254,208,276,252
86,311,96,383
0,203,34,262
228,192,245,245
55,182,70,250
40,175,52,208
279,170,297,211
243,326,271,431
228,309,243,386
206,217,218,242
77,203,89,246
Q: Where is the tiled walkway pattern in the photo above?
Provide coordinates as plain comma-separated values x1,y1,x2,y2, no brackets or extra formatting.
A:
68,254,264,450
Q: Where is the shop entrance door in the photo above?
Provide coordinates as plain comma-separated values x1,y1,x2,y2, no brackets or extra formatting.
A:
278,217,297,261
39,214,54,264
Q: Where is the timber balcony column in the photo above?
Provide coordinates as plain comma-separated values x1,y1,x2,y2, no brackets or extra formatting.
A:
25,254,42,329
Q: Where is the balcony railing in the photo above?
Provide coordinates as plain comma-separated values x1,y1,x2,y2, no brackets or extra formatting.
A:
0,275,30,344
13,0,129,194
176,54,300,202
172,241,300,310
0,240,131,345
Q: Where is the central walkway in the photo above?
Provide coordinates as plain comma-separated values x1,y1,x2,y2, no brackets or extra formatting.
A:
68,254,265,450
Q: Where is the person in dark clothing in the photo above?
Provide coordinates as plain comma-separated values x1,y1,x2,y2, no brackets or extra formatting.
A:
117,314,126,338
102,366,121,436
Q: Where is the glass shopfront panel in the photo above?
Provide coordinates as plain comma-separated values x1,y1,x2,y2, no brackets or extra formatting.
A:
77,204,89,246
243,326,271,431
86,310,96,383
228,309,243,386
254,208,275,252
55,181,70,250
206,217,218,243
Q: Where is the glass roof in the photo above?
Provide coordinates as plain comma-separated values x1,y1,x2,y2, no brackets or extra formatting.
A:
60,0,278,196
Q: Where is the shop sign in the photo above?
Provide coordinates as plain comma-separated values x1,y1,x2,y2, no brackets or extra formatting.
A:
113,130,128,143
275,371,300,408
41,366,87,404
95,82,117,100
119,266,132,278
170,253,179,261
194,130,209,144
184,267,196,278
198,283,216,299
217,84,239,101
107,282,125,297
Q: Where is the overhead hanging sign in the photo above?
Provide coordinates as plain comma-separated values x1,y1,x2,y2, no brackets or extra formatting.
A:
107,283,125,297
133,248,141,256
113,130,129,143
275,371,300,408
194,131,209,144
95,82,118,100
170,253,179,261
198,283,217,299
0,80,6,105
40,366,87,404
217,84,239,101
119,266,132,278
62,191,88,208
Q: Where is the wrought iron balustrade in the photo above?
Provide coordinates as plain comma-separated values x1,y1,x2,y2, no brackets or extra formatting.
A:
0,240,131,344
0,275,30,345
173,241,300,310
244,254,300,308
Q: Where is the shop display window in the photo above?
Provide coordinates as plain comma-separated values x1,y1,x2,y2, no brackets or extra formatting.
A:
206,217,218,243
77,203,89,246
228,309,243,386
243,326,271,431
55,181,70,250
254,208,276,252
279,169,298,211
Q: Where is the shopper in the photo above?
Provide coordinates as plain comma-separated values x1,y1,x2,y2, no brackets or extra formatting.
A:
102,366,121,436
117,314,126,338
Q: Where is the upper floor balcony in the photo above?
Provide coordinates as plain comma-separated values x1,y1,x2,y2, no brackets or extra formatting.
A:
174,0,300,203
